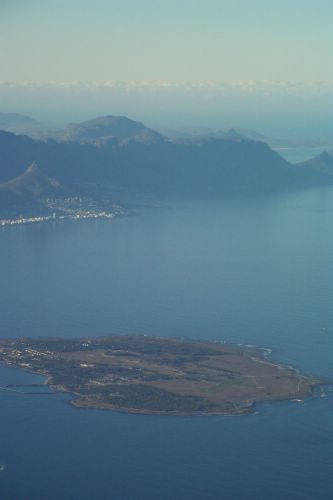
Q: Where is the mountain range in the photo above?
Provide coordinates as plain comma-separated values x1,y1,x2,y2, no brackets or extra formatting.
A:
0,114,333,217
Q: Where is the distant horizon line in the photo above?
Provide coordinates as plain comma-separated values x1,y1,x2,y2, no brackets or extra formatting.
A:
1,79,333,93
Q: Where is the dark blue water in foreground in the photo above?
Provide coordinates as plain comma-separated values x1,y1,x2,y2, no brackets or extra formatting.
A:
1,186,333,500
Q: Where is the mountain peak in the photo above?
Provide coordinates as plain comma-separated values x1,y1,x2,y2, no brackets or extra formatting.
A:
26,161,39,174
0,161,61,199
60,115,165,144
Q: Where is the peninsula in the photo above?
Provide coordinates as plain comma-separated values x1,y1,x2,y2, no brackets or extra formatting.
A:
0,336,322,416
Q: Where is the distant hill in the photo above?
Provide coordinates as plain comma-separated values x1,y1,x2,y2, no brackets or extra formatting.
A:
212,128,249,141
160,126,215,140
160,126,266,143
298,151,333,176
234,128,268,141
0,112,40,133
54,115,165,144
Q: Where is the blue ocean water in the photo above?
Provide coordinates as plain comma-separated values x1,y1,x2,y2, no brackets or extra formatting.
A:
1,186,333,499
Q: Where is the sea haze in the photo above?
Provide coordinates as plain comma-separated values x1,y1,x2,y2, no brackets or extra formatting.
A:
1,183,333,499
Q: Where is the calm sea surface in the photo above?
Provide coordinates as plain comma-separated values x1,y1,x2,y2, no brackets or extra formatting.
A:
1,184,333,499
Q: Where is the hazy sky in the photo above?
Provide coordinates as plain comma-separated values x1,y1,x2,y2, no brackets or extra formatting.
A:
1,0,333,83
1,0,333,136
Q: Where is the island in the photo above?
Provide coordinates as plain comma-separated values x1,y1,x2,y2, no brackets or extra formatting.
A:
0,336,322,416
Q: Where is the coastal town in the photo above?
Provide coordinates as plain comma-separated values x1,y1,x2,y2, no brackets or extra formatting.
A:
0,210,115,227
0,195,127,227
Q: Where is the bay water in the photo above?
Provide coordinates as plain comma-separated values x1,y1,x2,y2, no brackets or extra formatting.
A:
0,185,333,499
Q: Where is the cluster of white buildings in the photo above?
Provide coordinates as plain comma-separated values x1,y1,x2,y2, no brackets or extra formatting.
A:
0,211,115,227
0,215,53,227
